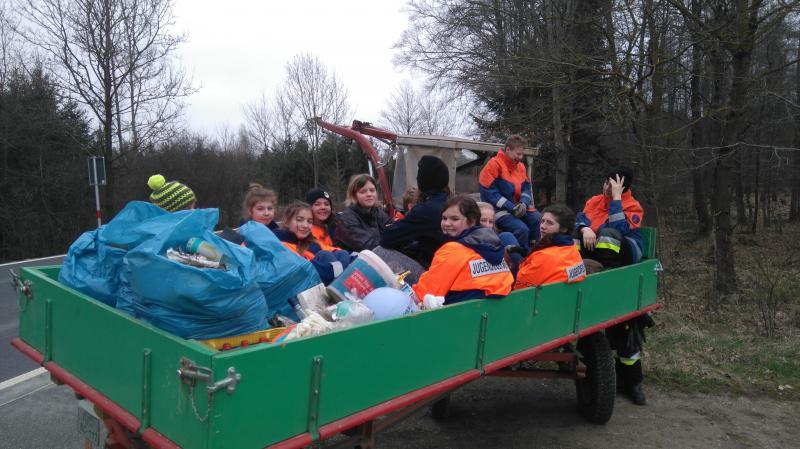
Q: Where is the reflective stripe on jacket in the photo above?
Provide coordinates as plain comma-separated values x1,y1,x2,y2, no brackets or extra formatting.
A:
514,236,586,289
479,150,533,214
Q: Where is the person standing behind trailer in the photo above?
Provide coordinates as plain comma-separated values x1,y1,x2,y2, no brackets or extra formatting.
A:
335,174,389,251
514,205,586,289
575,166,650,406
380,155,449,268
413,196,513,305
306,188,338,250
274,202,351,285
479,135,541,253
147,174,196,212
241,183,279,231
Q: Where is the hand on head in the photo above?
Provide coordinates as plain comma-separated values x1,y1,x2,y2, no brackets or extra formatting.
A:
608,175,625,200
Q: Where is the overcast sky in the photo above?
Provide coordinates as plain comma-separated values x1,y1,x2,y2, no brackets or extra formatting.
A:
172,0,413,134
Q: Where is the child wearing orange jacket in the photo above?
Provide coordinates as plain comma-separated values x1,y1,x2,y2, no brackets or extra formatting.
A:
514,205,586,290
305,188,338,251
274,202,351,285
479,134,541,253
413,195,514,305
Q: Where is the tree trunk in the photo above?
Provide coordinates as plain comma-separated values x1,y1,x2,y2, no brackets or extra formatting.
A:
690,0,711,235
752,148,760,233
791,151,800,222
735,153,747,227
102,0,115,218
791,36,800,222
711,0,758,297
553,85,568,202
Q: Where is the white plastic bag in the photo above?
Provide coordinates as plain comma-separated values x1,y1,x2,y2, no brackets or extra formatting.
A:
284,311,334,340
422,294,445,310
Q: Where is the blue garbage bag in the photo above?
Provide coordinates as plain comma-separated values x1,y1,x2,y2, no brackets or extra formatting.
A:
59,201,169,306
238,221,322,321
122,209,268,339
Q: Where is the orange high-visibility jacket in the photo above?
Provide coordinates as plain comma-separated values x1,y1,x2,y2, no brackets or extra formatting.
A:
311,224,338,251
413,227,513,304
514,237,586,290
578,191,643,234
479,150,534,216
280,241,316,261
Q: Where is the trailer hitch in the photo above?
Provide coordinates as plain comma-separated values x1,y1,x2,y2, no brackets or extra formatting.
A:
177,357,241,422
9,269,33,310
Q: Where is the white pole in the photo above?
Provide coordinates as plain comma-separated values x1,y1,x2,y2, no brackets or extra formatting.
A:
92,160,102,227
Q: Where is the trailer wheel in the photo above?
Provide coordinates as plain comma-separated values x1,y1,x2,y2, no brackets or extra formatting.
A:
574,332,615,424
431,394,451,420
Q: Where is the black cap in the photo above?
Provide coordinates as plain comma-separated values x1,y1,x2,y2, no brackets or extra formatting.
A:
605,166,633,192
305,188,332,205
417,155,449,192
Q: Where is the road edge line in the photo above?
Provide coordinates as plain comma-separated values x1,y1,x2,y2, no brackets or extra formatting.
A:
0,367,47,391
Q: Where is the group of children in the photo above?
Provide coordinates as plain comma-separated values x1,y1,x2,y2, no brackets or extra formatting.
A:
145,133,649,406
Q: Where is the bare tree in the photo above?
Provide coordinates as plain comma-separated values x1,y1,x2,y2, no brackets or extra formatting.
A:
15,0,194,211
380,79,471,136
282,52,351,186
380,80,422,134
242,88,300,152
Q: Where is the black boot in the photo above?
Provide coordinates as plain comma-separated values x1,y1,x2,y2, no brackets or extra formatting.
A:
629,383,646,405
619,361,646,405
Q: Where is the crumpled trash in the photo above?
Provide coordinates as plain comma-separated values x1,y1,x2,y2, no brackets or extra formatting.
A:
330,300,374,326
165,248,222,269
422,294,445,310
296,283,331,317
284,311,335,340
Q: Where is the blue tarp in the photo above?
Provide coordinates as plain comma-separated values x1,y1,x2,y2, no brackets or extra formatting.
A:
121,208,268,339
58,201,169,306
238,221,322,321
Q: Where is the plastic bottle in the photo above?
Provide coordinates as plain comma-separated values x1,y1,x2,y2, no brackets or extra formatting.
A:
287,297,307,320
186,237,223,262
396,271,419,304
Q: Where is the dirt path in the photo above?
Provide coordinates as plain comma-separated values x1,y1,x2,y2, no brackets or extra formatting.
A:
377,377,799,449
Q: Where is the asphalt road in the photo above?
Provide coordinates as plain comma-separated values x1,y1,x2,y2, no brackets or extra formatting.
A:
0,256,64,382
1,373,798,449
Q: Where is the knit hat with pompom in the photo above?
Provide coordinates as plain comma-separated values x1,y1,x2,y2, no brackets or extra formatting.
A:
147,174,196,212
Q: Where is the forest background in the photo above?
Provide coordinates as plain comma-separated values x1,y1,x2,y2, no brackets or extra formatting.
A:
1,0,799,395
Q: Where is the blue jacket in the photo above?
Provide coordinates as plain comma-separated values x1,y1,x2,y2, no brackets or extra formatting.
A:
380,190,448,268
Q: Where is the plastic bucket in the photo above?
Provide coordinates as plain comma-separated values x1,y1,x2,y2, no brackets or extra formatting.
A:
326,250,397,302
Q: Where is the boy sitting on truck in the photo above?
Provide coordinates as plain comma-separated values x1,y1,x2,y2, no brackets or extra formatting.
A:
479,135,541,253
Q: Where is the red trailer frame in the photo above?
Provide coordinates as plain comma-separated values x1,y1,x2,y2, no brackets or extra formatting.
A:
315,119,397,217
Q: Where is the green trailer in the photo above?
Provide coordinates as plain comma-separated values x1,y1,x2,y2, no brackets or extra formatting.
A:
11,225,659,449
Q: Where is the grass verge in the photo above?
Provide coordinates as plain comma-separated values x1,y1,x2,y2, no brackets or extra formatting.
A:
645,223,800,400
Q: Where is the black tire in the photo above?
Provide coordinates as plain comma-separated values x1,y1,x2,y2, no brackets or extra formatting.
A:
431,394,451,420
575,332,615,424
